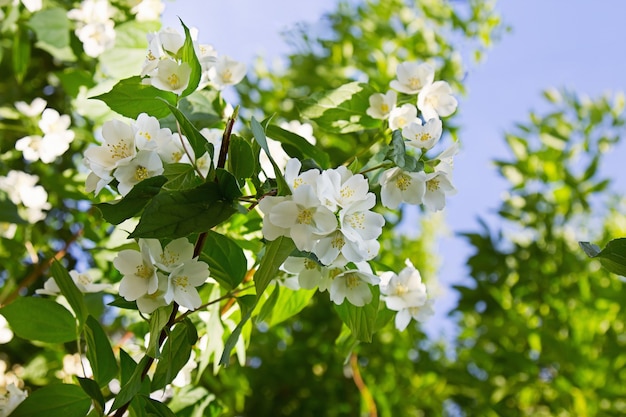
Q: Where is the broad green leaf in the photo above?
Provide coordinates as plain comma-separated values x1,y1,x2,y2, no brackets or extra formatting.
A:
96,176,167,225
254,236,296,297
265,287,316,327
77,377,105,412
99,20,159,79
108,296,138,310
580,238,626,276
50,261,88,328
0,297,76,343
147,305,173,358
168,386,210,413
85,316,118,387
200,231,247,290
129,181,238,239
179,19,202,97
256,284,281,324
0,199,26,224
152,318,197,391
92,76,177,119
110,356,150,411
334,286,381,342
139,395,178,417
162,163,203,191
219,299,255,366
251,117,290,195
11,384,91,417
300,82,381,133
163,102,211,160
265,124,330,168
28,8,75,60
387,129,421,172
228,135,255,182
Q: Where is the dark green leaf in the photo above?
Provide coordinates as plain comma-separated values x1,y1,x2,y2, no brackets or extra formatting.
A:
179,19,202,97
110,356,150,412
92,76,177,119
387,129,421,172
0,199,26,224
108,296,138,310
12,384,91,417
300,82,381,133
77,377,105,411
334,286,380,342
141,396,178,417
254,236,296,297
85,316,118,387
0,297,76,343
265,287,316,327
163,102,210,160
162,163,202,191
200,231,247,290
228,136,255,181
51,261,88,328
13,27,31,84
266,124,330,168
256,284,281,324
129,181,237,239
96,176,167,225
580,238,626,276
152,319,196,391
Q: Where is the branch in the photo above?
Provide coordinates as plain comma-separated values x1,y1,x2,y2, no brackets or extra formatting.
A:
350,352,378,417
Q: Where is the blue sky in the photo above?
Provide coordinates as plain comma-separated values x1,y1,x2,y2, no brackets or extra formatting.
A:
163,1,626,338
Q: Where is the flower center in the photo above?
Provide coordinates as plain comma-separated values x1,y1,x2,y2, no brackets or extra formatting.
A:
139,131,152,141
340,186,355,200
107,141,132,160
408,77,422,90
297,208,313,225
304,258,317,270
293,178,303,189
134,166,149,181
345,273,360,289
174,275,189,289
417,132,432,142
168,73,180,88
222,69,233,83
380,103,390,114
136,264,154,279
396,174,411,191
395,283,409,296
426,178,440,192
160,249,180,267
346,212,365,229
331,233,345,249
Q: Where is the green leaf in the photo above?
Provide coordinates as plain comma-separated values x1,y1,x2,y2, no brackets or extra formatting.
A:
110,356,150,412
13,27,31,84
179,19,202,97
254,236,296,297
387,129,421,172
334,286,380,342
92,76,178,119
228,135,255,182
99,20,159,79
200,231,247,290
108,296,138,310
138,395,178,417
265,287,316,327
11,384,91,417
77,377,105,412
96,176,167,225
0,199,26,224
300,82,381,133
28,8,75,60
129,181,238,239
162,163,203,191
168,386,210,413
0,297,77,343
152,318,197,391
265,124,330,168
580,238,626,276
256,284,281,324
251,117,290,195
50,261,88,328
219,301,254,367
163,102,211,160
147,305,173,358
85,316,118,387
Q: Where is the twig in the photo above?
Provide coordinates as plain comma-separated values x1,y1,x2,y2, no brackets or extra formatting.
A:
350,352,378,417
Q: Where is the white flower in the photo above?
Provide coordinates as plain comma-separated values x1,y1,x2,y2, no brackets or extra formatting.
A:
284,158,320,193
379,260,427,311
279,120,317,145
141,27,186,76
422,170,456,211
144,237,194,272
390,62,435,95
131,0,164,21
434,141,459,176
164,259,210,310
114,242,159,301
417,80,458,120
113,150,164,196
145,59,191,95
208,55,246,90
394,300,435,331
16,108,75,163
172,351,197,387
199,127,223,168
134,113,172,151
0,316,13,344
379,167,426,209
316,166,370,211
67,0,115,24
0,384,28,416
36,270,109,296
75,21,116,58
388,104,418,130
282,256,324,289
269,185,337,252
329,269,379,306
259,195,291,241
0,170,50,222
15,98,46,117
84,119,136,179
20,0,42,12
366,90,397,120
314,229,370,266
136,272,169,314
339,193,385,244
259,138,289,179
402,118,442,151
156,132,193,164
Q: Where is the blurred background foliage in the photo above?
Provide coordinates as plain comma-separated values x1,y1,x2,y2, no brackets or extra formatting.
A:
1,0,625,416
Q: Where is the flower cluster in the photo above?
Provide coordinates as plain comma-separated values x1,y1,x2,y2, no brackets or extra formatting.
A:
14,98,75,164
141,26,246,94
0,170,50,225
36,270,110,296
380,259,433,330
113,238,210,313
67,0,116,58
0,384,28,417
83,113,215,196
366,61,459,211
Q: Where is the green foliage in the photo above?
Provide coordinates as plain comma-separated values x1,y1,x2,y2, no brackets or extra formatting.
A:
0,297,77,343
11,384,91,417
580,238,626,277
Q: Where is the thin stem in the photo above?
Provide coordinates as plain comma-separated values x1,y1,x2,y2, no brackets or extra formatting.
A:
175,120,206,180
350,352,378,417
174,283,255,324
217,106,239,170
358,161,393,175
